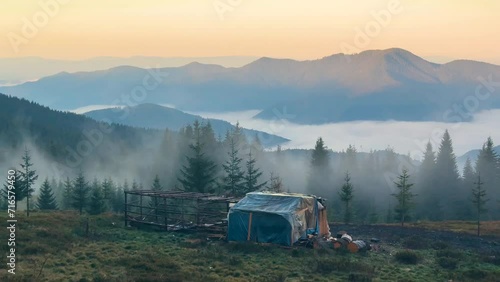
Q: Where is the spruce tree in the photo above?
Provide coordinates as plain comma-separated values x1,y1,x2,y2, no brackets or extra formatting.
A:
343,145,358,177
101,178,114,212
62,177,73,210
37,178,58,210
416,142,437,219
463,158,476,187
243,151,267,194
112,184,125,213
222,137,245,196
2,170,23,210
472,174,488,236
307,137,330,196
232,122,247,150
435,130,460,219
149,175,163,221
178,134,218,193
459,157,476,219
265,172,284,193
475,137,499,217
391,169,416,226
339,172,354,224
72,171,89,215
87,183,106,215
19,147,38,217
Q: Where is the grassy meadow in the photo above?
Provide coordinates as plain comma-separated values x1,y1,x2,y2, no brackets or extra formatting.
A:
0,212,499,281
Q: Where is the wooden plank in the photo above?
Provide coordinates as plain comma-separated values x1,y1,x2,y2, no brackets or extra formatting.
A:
247,212,253,241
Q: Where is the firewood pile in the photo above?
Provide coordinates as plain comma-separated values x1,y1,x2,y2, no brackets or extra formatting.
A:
328,231,373,253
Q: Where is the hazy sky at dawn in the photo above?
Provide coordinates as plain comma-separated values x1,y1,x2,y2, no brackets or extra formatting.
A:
1,0,499,63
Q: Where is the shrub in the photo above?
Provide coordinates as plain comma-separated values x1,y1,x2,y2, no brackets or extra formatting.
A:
437,257,459,269
462,268,487,280
395,250,420,264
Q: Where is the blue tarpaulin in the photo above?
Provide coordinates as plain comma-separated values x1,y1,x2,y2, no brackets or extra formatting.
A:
227,192,324,246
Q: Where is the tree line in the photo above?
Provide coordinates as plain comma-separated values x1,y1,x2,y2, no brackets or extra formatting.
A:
312,131,499,227
2,121,499,229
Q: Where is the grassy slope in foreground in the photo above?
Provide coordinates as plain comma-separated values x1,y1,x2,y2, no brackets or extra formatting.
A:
0,212,499,282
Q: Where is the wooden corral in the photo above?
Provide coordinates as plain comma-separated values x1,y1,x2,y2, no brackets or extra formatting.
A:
124,190,239,233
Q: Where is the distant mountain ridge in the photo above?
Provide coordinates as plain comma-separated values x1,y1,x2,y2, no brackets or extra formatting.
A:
2,48,500,124
84,104,289,148
0,56,258,85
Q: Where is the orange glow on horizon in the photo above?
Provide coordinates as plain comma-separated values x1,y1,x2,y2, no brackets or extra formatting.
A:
0,0,499,64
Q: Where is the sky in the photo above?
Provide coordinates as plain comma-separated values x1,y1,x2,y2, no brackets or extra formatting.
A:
1,0,500,64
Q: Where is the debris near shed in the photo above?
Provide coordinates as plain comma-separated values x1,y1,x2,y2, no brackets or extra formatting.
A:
328,232,373,253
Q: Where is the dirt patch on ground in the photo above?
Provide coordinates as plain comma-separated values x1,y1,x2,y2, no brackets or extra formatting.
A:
330,224,500,254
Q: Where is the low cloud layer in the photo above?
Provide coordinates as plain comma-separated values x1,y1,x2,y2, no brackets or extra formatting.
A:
191,109,500,159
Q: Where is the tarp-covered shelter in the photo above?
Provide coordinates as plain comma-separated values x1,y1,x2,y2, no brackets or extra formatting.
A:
227,192,330,246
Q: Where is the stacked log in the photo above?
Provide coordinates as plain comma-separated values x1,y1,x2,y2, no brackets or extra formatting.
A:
332,234,352,249
336,231,347,239
347,240,370,253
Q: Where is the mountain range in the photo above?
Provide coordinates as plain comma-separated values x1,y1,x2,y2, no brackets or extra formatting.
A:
84,104,289,147
1,48,500,124
0,56,257,86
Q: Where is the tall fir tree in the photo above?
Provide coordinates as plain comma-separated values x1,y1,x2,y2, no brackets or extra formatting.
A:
232,122,247,150
391,169,416,226
149,175,163,220
339,172,354,224
178,131,218,193
459,157,476,219
62,177,73,210
343,145,359,177
243,151,267,194
416,142,437,219
101,178,114,212
463,157,476,187
265,172,284,193
112,182,125,213
87,182,106,215
2,170,23,210
475,137,499,218
472,174,488,236
72,171,89,215
222,137,245,196
307,137,330,197
19,147,38,217
36,178,58,210
435,130,460,219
